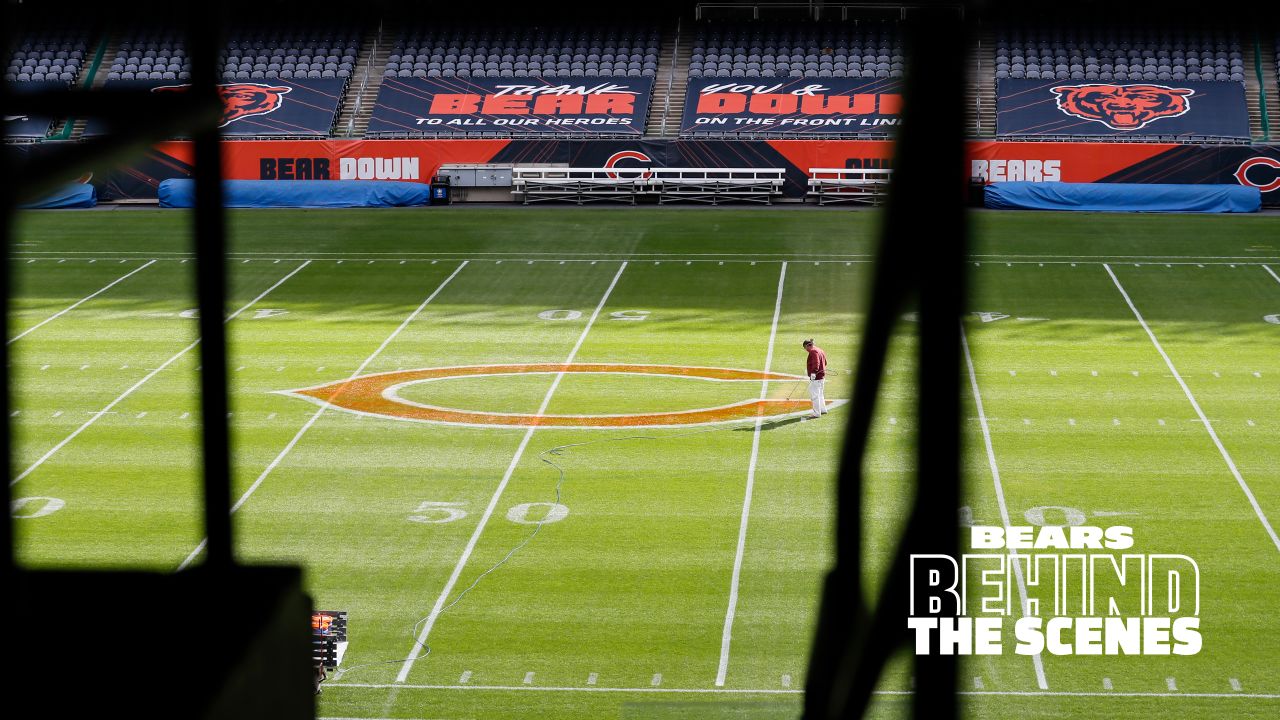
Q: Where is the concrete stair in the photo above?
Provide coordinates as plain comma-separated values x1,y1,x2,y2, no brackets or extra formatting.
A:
644,20,689,138
1244,38,1278,142
968,25,997,138
336,21,390,138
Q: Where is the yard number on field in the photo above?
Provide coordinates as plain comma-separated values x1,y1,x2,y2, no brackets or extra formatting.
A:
410,500,569,525
960,504,1114,527
11,497,65,519
539,309,649,321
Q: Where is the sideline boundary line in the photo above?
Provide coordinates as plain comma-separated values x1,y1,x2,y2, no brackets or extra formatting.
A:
8,259,156,344
960,324,1049,690
715,261,787,687
1104,264,1280,553
11,260,311,488
177,261,469,570
393,261,629,684
322,682,1280,698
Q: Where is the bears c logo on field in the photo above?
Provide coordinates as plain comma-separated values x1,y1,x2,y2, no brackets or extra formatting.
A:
1049,84,1194,131
152,82,292,127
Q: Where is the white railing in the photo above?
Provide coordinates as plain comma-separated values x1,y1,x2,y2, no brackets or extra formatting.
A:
512,166,787,204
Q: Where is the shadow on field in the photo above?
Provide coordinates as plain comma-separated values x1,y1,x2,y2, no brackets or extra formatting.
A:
736,416,808,432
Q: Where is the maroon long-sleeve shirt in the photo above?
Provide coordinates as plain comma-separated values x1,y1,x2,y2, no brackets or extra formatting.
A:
806,346,827,380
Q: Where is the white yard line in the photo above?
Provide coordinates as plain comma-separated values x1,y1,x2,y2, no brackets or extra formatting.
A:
714,261,787,687
321,683,1280,699
11,260,311,488
1263,265,1280,285
1104,264,1280,553
394,261,628,684
960,323,1050,690
8,260,156,344
177,261,469,571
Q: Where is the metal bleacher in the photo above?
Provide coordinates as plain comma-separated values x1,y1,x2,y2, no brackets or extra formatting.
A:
512,166,786,204
806,168,893,205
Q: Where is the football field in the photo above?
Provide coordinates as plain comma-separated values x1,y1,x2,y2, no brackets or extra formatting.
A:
8,207,1280,719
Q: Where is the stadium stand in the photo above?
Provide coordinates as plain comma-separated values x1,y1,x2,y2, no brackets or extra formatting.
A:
384,23,660,79
688,21,902,78
4,25,90,85
994,26,1245,82
105,24,360,82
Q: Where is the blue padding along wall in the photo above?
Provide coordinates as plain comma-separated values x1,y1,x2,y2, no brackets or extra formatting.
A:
985,182,1260,213
20,183,97,209
158,180,431,208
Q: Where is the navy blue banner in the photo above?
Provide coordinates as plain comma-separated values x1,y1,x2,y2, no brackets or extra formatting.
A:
367,76,653,136
84,79,347,137
680,77,902,135
996,79,1249,139
5,81,67,139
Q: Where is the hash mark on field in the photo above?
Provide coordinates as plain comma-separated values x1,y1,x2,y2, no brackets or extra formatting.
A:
587,673,598,686
1104,678,1114,690
781,675,791,688
53,411,62,418
889,417,897,425
1023,419,1031,425
1213,371,1221,378
40,364,49,371
1230,678,1242,691
242,259,250,264
276,366,284,372
974,677,985,690
1253,372,1261,378
79,365,89,370
235,366,245,372
1113,418,1121,426
1069,418,1076,426
459,671,472,685
58,259,65,263
1247,420,1255,427
1132,371,1140,377
136,412,147,419
180,412,190,419
368,260,375,264
1050,370,1058,376
1091,370,1098,377
1167,678,1178,691
524,672,535,685
9,411,18,418
268,413,277,420
652,674,662,687
120,364,129,369
1009,370,1016,376
1159,419,1166,426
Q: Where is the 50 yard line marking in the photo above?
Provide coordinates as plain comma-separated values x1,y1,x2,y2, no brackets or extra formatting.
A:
177,261,469,570
11,260,311,488
960,324,1049,690
8,259,156,345
1104,264,1280,553
394,261,629,684
715,261,787,687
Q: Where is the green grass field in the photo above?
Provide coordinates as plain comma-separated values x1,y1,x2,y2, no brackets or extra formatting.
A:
9,207,1280,719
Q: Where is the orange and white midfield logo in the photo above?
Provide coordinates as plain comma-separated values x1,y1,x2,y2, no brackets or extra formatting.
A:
281,363,843,429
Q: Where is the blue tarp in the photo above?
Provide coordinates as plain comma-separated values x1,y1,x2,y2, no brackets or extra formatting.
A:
158,180,432,208
985,182,1260,213
20,183,96,209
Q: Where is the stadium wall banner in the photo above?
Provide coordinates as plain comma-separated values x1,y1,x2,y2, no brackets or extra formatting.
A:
4,80,66,138
366,76,654,136
19,138,1276,205
680,77,902,135
83,78,348,137
996,79,1250,139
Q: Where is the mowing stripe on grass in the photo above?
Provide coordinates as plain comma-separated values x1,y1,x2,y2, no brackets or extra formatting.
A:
960,323,1050,690
715,261,787,687
177,260,469,571
394,261,628,684
8,259,156,345
10,260,310,488
1264,265,1280,285
1104,264,1280,554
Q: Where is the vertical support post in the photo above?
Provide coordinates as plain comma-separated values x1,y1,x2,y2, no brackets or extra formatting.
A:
188,6,234,571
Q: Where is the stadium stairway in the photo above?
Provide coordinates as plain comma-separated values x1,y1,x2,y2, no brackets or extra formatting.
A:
336,21,389,138
969,25,997,137
1243,40,1271,140
644,19,689,138
68,29,121,140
